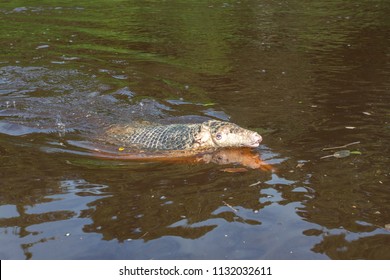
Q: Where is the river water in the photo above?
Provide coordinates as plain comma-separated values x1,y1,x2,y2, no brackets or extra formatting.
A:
0,0,389,259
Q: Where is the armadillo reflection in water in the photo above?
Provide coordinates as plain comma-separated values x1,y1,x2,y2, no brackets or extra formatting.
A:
104,120,262,152
199,147,273,171
89,146,272,171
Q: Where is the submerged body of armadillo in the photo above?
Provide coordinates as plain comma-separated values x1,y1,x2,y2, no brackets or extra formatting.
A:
103,120,262,152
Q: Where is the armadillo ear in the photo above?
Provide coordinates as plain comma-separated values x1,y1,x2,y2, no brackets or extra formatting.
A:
195,122,211,145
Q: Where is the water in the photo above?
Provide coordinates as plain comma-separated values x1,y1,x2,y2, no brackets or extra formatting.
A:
0,0,389,259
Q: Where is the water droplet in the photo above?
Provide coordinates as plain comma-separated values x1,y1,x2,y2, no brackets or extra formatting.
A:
56,115,66,136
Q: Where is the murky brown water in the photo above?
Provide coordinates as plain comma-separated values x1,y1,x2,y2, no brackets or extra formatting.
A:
1,1,389,259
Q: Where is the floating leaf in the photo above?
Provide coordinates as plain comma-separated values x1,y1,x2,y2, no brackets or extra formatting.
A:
333,150,351,158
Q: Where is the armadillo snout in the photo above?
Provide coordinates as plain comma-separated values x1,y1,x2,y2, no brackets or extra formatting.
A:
249,132,262,147
254,132,262,143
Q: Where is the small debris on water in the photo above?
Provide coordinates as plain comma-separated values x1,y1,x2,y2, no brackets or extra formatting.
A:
118,147,125,151
221,167,248,173
112,74,128,80
362,112,372,116
322,141,360,151
321,149,361,159
51,61,66,64
249,181,261,187
62,56,80,61
36,44,50,49
222,200,238,212
65,232,71,237
321,150,351,159
345,126,356,129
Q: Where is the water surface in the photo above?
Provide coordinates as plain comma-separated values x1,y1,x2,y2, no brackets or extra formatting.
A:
0,0,389,259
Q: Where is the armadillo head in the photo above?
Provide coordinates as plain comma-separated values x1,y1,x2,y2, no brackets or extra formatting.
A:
195,120,262,149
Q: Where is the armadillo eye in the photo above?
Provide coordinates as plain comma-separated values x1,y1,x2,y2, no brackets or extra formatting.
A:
216,133,222,140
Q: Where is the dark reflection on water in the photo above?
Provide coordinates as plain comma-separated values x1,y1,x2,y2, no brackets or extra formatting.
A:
1,1,390,259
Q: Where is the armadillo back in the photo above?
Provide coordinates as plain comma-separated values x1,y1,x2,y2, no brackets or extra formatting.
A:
106,123,201,151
